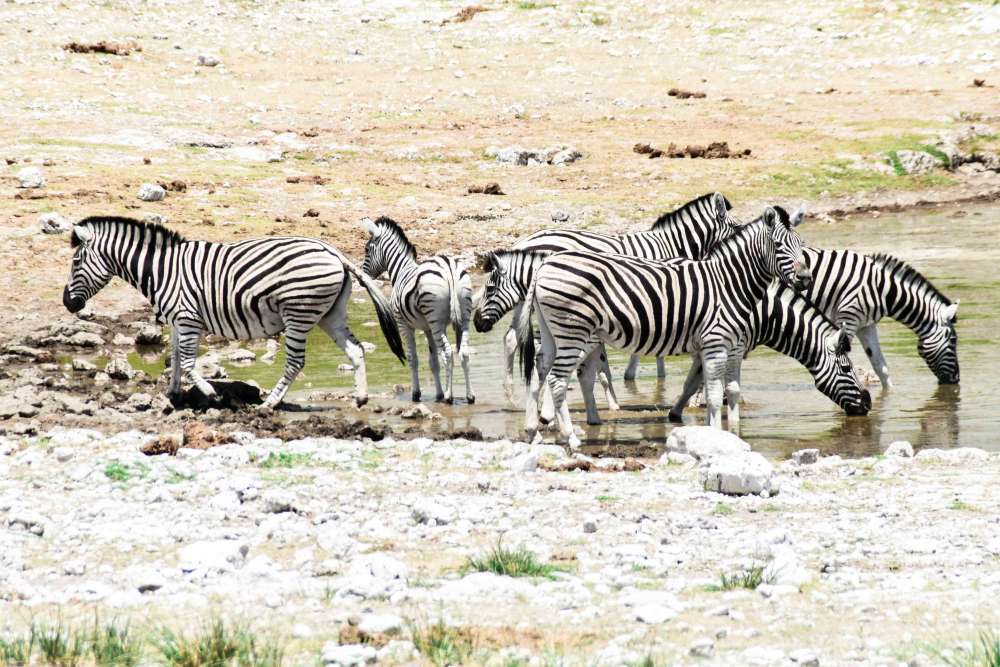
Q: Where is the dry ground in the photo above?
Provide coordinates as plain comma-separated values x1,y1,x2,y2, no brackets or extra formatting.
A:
1,0,999,341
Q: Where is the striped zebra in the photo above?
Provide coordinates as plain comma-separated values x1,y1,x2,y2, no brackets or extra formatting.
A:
493,192,738,400
799,249,959,387
663,281,872,426
62,217,405,408
473,249,621,432
361,217,475,404
514,207,812,447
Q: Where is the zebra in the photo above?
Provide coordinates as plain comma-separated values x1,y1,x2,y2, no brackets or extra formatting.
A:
361,216,475,404
661,280,872,427
514,206,812,447
62,217,406,408
473,248,621,433
798,249,959,387
493,191,739,400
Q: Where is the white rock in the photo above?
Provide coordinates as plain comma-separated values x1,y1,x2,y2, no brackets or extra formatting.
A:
702,451,777,496
635,604,677,624
885,441,914,457
40,212,70,234
411,499,455,525
197,54,221,67
789,648,820,666
915,447,989,463
137,183,166,202
228,348,256,363
792,448,819,465
261,489,300,514
321,643,377,666
17,167,45,188
343,553,408,599
505,452,538,473
63,559,87,576
177,540,248,573
689,638,715,657
357,613,403,636
668,426,750,460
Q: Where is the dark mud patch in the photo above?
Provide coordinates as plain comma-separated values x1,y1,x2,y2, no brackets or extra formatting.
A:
63,41,139,56
169,380,263,411
235,413,390,442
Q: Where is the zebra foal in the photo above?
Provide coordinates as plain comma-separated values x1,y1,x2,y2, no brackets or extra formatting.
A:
62,217,405,408
361,217,475,404
515,207,812,447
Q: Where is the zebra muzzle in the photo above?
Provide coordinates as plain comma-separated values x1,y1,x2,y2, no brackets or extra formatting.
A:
473,311,494,333
63,286,85,313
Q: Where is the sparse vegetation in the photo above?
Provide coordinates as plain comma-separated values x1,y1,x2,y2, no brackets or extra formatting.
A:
712,502,734,516
707,563,776,591
948,499,977,511
408,619,476,667
154,619,283,667
258,452,312,469
935,630,1000,667
103,461,149,483
466,541,559,579
0,620,139,667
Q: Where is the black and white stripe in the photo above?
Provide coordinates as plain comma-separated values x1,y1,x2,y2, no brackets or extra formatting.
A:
800,249,959,386
514,207,811,447
362,217,475,404
666,281,873,423
62,217,405,408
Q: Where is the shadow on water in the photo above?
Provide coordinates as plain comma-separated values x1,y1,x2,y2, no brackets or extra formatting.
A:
132,203,996,459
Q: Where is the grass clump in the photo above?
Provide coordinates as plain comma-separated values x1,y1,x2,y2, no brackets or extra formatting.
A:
409,620,476,667
936,630,1000,667
89,622,141,667
948,499,977,511
103,461,149,483
707,563,775,591
887,150,907,176
258,452,312,469
154,620,283,667
712,502,734,516
0,620,141,667
465,541,559,579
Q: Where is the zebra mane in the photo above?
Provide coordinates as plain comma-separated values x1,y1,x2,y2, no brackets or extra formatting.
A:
651,192,731,230
372,216,417,261
867,253,952,305
73,216,187,248
485,248,549,271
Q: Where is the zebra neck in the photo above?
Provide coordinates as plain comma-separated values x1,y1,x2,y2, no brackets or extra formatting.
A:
882,271,945,335
103,238,178,313
752,287,828,369
384,252,418,285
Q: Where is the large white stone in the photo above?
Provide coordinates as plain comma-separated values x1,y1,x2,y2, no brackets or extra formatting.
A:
701,451,777,496
177,540,248,573
884,440,914,458
667,426,751,461
321,643,376,666
342,553,408,599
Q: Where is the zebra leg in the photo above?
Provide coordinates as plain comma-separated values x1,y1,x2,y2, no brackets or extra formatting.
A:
577,344,604,425
425,330,446,402
701,347,728,429
167,327,182,397
457,326,475,404
431,329,454,403
725,352,743,434
503,303,522,404
623,354,640,381
261,328,308,409
656,356,666,379
525,327,555,442
857,324,893,389
319,310,369,407
597,345,621,411
175,326,216,399
548,351,585,450
403,325,421,402
669,356,704,423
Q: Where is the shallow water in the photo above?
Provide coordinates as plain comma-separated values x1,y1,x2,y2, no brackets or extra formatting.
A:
131,202,999,459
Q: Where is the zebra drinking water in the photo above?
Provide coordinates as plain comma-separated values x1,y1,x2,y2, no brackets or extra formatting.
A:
514,207,812,447
361,216,475,404
799,249,959,387
492,192,739,401
62,217,406,408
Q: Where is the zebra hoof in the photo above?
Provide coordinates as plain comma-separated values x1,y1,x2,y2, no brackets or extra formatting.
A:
411,391,421,402
435,393,447,403
538,415,551,426
668,411,684,424
466,395,476,405
355,395,369,408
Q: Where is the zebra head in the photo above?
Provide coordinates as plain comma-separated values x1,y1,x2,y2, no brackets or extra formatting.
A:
360,216,415,279
766,206,811,291
817,327,872,416
918,301,960,384
473,251,521,333
63,224,113,313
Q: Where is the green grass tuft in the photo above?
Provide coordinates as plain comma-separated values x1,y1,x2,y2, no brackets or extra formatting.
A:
154,619,283,667
409,619,476,667
707,563,776,591
34,623,87,667
948,499,977,511
712,502,734,516
466,541,559,579
90,621,141,667
936,630,1000,667
103,461,149,483
258,452,312,469
887,150,907,176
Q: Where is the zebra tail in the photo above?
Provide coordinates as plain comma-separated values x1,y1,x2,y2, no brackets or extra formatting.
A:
342,258,407,365
448,262,464,333
514,271,538,385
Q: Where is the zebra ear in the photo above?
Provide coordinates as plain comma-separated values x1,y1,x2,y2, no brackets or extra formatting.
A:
942,301,959,322
712,192,729,222
835,327,852,356
762,207,778,229
71,225,93,247
476,251,496,272
361,217,380,238
790,206,806,228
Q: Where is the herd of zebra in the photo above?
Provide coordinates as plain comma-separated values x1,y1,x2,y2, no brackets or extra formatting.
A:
61,191,960,447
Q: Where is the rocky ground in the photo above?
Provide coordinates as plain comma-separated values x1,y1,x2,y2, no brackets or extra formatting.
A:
2,424,999,666
3,0,1000,663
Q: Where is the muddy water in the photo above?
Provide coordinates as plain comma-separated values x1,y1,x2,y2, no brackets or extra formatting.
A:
131,203,999,459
